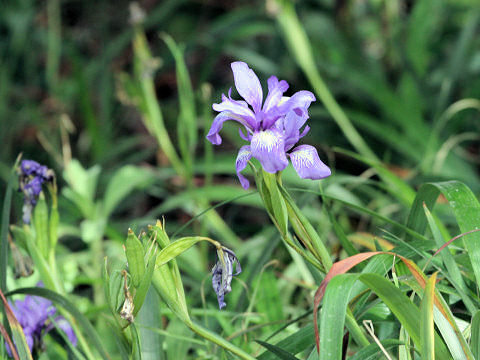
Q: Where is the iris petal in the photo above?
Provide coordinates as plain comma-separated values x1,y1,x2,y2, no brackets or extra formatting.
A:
263,76,289,113
251,129,288,173
212,92,257,128
206,111,250,145
289,145,331,180
231,62,263,114
235,145,252,189
276,90,316,118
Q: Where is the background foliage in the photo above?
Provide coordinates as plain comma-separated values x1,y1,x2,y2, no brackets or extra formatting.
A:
1,0,479,359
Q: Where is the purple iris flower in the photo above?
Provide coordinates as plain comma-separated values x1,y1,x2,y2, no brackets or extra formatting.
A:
18,160,53,224
207,62,331,189
212,247,241,309
5,283,77,357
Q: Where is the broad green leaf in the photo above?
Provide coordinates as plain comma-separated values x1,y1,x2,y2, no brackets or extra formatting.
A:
133,248,157,316
32,197,49,259
319,274,359,360
103,165,154,217
125,229,145,287
63,159,100,204
136,288,164,360
155,236,209,267
262,171,288,236
420,273,436,360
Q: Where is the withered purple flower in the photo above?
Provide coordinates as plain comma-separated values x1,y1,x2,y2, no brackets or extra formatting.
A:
207,62,331,189
212,247,241,309
18,160,53,224
5,283,77,357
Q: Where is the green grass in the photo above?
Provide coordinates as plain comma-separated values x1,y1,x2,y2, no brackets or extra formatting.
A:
1,0,480,359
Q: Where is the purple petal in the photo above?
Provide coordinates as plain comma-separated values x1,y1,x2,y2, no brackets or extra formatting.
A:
231,62,263,113
212,92,257,128
55,317,78,346
251,129,288,173
238,128,251,141
20,160,42,176
206,111,251,145
283,110,310,150
235,146,252,190
289,145,331,180
276,90,316,118
263,76,289,113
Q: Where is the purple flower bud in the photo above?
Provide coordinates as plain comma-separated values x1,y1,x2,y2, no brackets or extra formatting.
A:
18,160,54,224
212,247,241,309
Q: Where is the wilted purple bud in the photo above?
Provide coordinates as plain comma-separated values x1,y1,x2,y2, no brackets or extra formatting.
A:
5,283,77,356
212,247,241,309
18,160,54,224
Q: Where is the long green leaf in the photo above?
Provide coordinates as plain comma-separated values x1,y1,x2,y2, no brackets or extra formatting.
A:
1,156,20,292
420,273,437,360
471,311,480,360
319,274,359,360
255,340,301,360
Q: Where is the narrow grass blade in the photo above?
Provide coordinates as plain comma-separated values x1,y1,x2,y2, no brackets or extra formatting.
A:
420,273,437,360
423,204,475,313
407,181,480,290
130,323,142,360
471,311,480,359
0,320,20,360
348,339,404,360
257,324,314,360
255,340,301,360
1,156,20,292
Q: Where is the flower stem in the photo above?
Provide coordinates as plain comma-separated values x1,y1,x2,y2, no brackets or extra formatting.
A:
187,321,256,360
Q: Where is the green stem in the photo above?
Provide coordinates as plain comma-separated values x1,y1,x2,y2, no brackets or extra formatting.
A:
187,321,256,360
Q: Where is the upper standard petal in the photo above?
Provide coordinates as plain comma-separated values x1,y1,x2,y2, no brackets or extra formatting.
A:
263,76,289,114
276,90,316,118
231,62,263,114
